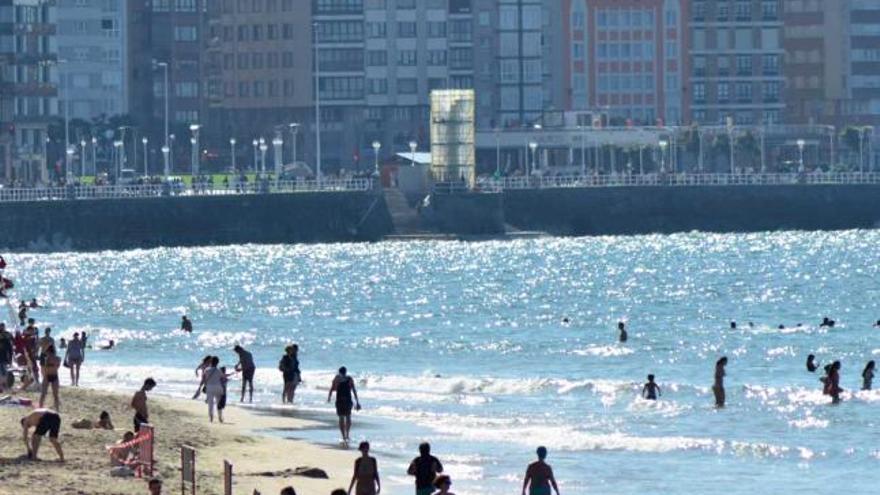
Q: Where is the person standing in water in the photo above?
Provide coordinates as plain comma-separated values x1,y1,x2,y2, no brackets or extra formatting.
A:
64,332,84,387
233,344,255,403
522,446,560,495
617,321,627,343
181,315,193,333
825,361,842,404
348,441,380,495
713,357,728,408
328,366,361,442
862,361,875,391
806,354,819,373
279,345,300,404
642,374,661,400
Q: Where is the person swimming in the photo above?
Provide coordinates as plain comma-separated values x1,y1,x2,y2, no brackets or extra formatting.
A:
98,340,115,350
820,317,836,328
730,321,737,329
642,374,662,400
181,315,193,333
806,354,819,373
618,321,627,343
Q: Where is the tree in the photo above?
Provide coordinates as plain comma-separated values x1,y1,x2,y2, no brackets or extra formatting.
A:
840,126,864,171
735,131,760,172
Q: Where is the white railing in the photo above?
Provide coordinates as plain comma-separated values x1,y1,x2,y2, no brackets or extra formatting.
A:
473,172,880,191
0,178,373,203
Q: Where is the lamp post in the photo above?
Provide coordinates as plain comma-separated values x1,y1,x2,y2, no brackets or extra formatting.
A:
639,145,645,175
528,141,538,177
371,140,381,177
409,140,417,168
697,127,704,173
142,137,149,178
169,134,176,173
659,139,668,173
229,138,237,173
859,127,866,174
161,145,170,179
189,124,200,177
80,139,86,178
189,137,197,180
579,126,586,177
797,138,806,173
272,135,283,183
113,140,123,180
91,137,97,177
288,123,299,166
313,21,322,183
65,147,74,182
259,139,268,175
252,139,259,173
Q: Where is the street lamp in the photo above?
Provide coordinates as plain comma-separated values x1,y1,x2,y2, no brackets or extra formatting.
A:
155,61,170,150
80,139,86,178
272,136,283,182
161,145,170,179
494,128,501,177
259,139,268,175
189,124,200,177
142,137,149,178
372,140,381,177
252,139,259,173
288,123,299,167
659,139,669,173
726,116,735,174
113,140,123,180
169,133,176,173
797,138,806,173
409,140,418,167
91,137,97,177
528,141,538,177
229,138,237,173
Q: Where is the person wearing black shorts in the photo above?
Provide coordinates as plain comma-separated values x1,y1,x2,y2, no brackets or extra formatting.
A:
21,409,64,461
327,366,361,442
233,345,256,403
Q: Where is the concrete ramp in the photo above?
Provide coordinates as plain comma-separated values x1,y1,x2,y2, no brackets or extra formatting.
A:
383,188,422,234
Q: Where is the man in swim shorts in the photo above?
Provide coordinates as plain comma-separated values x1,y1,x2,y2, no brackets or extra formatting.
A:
522,446,559,495
233,344,255,403
131,378,156,432
327,366,361,442
21,408,64,461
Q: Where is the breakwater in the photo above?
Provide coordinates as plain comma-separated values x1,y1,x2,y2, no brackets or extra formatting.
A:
0,191,393,251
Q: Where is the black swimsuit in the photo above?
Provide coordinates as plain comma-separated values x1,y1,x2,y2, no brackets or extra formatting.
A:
35,412,61,438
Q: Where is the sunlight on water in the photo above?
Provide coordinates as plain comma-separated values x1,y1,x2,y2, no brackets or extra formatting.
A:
5,230,880,494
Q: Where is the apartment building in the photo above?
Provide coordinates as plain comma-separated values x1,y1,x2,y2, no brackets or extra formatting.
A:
56,0,128,120
689,0,785,125
0,0,58,184
563,0,688,126
203,0,312,151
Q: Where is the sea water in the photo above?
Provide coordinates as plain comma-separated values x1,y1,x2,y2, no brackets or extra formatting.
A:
6,231,880,494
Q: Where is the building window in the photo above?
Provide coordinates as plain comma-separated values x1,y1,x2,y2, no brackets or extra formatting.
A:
319,76,364,100
366,22,386,38
717,82,730,102
693,82,706,102
173,26,198,42
762,54,779,75
736,55,752,75
397,50,417,66
735,82,752,102
366,50,387,66
368,78,388,94
428,50,447,66
761,1,778,20
398,21,417,38
762,81,780,102
427,21,446,38
735,1,751,21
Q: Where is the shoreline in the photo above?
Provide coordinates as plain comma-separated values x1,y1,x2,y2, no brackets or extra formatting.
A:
0,387,358,495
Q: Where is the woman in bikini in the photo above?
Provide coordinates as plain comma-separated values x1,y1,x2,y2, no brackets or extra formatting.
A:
39,345,61,410
348,441,381,495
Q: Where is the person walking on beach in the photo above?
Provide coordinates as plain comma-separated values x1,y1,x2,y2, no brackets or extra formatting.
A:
200,356,224,422
181,315,193,333
642,374,661,400
617,321,628,343
348,441,380,495
192,355,212,399
233,344,255,403
408,442,444,495
522,446,560,495
64,332,85,386
131,377,156,432
38,345,61,410
279,345,300,404
328,366,361,442
21,408,64,461
713,357,728,408
862,361,875,391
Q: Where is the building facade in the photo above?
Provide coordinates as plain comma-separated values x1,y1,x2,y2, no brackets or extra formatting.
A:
562,0,688,126
56,0,128,121
0,0,58,184
203,0,312,161
689,0,785,125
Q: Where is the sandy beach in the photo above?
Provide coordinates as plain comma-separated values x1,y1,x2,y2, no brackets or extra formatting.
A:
0,387,357,495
